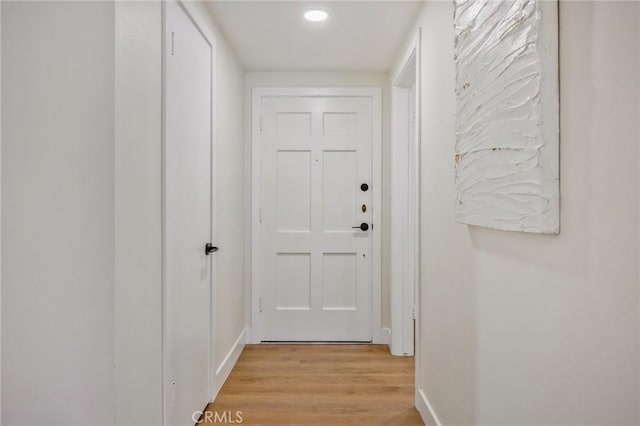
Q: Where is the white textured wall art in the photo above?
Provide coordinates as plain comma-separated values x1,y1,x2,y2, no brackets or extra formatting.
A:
454,0,559,233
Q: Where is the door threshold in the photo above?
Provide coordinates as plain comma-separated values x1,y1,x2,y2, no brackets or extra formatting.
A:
260,341,373,345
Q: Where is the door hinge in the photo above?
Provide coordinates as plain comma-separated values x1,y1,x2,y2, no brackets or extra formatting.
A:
259,116,263,132
259,207,263,223
259,297,263,313
411,306,416,320
170,32,175,56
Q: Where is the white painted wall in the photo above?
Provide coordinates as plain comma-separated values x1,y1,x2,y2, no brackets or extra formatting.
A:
0,1,244,424
114,2,163,425
2,2,115,425
244,72,392,332
396,1,640,425
0,3,3,422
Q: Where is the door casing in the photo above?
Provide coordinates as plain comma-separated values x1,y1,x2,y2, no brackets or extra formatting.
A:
391,26,424,416
391,28,421,358
250,87,383,344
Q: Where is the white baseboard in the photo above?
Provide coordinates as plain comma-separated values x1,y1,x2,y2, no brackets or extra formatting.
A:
212,327,248,400
416,388,442,426
245,327,260,344
372,327,390,345
381,327,391,349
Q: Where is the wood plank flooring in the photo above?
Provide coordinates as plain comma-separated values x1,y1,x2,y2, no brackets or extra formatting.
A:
202,344,423,425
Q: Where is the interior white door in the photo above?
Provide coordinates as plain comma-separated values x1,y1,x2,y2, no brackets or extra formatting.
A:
260,96,374,341
165,1,213,425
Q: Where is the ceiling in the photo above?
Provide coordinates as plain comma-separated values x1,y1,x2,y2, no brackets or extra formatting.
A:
205,1,424,72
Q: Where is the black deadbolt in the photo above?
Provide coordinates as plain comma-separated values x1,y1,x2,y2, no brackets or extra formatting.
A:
360,183,369,192
352,223,369,231
205,243,219,255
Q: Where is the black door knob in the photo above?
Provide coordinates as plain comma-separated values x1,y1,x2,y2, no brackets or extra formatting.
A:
360,183,369,192
352,223,369,231
205,243,218,255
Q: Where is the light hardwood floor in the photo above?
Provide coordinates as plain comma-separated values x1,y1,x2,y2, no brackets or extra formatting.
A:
202,344,424,425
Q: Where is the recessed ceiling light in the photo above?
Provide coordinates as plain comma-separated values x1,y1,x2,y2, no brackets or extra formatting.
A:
304,10,328,22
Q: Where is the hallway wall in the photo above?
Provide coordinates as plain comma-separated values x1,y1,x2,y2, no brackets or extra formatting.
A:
244,72,392,334
2,2,115,425
114,2,163,424
396,1,640,425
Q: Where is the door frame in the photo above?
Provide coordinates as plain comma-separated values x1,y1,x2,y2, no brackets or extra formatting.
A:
391,28,421,357
250,87,383,344
161,0,218,422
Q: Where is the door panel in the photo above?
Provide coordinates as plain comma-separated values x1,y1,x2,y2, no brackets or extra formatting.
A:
276,151,311,232
278,112,312,136
260,96,373,341
323,112,358,136
165,1,212,424
276,253,311,310
322,253,358,309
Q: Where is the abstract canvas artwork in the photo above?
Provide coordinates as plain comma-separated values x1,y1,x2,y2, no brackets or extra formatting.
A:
454,0,560,233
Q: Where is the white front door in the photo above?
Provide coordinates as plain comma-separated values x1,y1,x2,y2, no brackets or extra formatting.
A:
259,95,375,341
164,1,213,424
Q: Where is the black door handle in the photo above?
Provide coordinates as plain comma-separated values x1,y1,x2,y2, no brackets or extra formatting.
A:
352,223,369,231
205,243,219,255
